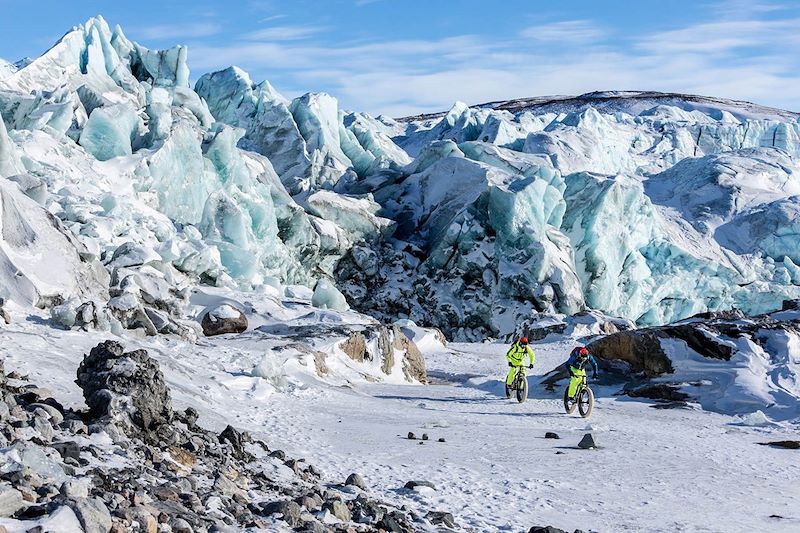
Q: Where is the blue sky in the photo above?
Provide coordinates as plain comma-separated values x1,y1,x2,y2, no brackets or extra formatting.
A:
1,0,799,116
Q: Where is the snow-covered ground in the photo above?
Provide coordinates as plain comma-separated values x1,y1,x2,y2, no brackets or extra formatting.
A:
3,313,798,532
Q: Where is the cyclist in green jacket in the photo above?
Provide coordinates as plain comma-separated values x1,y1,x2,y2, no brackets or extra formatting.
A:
506,336,535,386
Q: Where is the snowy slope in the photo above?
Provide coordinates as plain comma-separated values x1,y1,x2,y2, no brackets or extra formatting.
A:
2,315,799,532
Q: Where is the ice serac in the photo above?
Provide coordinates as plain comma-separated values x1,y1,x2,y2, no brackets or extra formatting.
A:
340,141,584,340
196,66,411,195
79,103,140,160
0,113,24,177
0,179,107,306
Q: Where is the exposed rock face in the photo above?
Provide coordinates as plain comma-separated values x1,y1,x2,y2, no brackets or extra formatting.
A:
587,330,673,377
339,325,427,383
75,340,173,442
200,305,248,336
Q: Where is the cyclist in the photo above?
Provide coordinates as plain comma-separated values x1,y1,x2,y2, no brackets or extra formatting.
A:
506,336,535,387
564,347,598,400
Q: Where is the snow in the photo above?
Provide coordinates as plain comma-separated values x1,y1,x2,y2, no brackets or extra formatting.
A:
1,314,798,532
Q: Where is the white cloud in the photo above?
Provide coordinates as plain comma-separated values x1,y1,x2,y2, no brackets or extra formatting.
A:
136,23,222,41
520,20,605,43
243,25,327,41
184,5,800,116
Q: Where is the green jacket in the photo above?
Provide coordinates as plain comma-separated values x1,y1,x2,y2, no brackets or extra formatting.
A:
506,342,535,366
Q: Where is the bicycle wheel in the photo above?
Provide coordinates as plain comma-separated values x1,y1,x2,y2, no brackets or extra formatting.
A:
578,387,594,418
563,387,577,414
516,375,528,403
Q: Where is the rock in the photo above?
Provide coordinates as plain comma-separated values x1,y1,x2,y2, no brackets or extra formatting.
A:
67,497,113,533
0,487,24,517
340,332,367,362
407,432,416,440
269,449,286,460
201,305,247,336
322,499,352,522
61,419,88,435
587,330,672,377
122,506,158,533
626,384,690,402
376,512,412,532
426,511,456,528
168,446,196,468
577,433,597,450
438,437,446,442
345,473,366,490
262,500,301,527
181,407,199,427
60,479,90,499
170,517,193,533
404,480,436,490
393,326,427,383
421,433,429,441
76,341,173,441
28,403,64,426
51,441,81,462
218,425,251,460
529,527,569,533
545,432,560,439
758,440,800,449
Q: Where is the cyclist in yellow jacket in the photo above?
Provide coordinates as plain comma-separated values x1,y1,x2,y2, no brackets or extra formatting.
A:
506,336,535,386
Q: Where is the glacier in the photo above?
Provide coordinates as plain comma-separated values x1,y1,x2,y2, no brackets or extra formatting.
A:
1,16,800,343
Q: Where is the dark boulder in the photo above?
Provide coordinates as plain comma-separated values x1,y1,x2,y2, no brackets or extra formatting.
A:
201,305,248,336
75,340,173,441
626,384,690,401
588,330,672,377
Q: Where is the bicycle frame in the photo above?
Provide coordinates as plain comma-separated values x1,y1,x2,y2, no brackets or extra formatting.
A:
511,366,526,389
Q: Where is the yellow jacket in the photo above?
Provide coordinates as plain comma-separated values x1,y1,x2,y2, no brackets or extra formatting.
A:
506,342,535,366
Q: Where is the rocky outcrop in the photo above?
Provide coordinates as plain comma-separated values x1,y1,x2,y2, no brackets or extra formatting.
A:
339,325,427,383
587,329,673,377
76,340,173,443
0,341,438,532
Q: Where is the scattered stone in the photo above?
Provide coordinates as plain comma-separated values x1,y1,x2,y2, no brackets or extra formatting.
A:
0,487,24,517
218,425,251,460
61,419,88,435
438,437,446,443
60,479,90,499
404,480,436,491
170,517,193,533
67,497,112,533
427,510,456,528
545,432,560,439
529,527,569,533
577,433,597,450
262,500,302,526
759,440,800,449
345,473,366,490
322,499,352,522
28,403,64,425
421,433,429,441
51,441,81,462
269,449,286,460
122,507,157,533
407,432,416,440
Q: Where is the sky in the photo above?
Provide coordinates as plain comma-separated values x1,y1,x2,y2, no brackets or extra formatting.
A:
0,0,798,117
